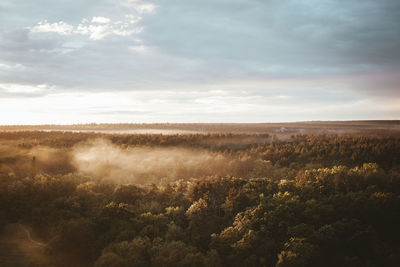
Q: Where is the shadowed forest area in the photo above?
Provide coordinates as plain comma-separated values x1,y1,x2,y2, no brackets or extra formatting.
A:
0,126,400,266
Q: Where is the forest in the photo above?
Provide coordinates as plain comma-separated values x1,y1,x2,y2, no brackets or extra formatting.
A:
0,130,399,266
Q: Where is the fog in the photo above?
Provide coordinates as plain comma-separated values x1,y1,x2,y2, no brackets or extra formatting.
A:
71,139,232,184
1,138,242,183
0,143,74,177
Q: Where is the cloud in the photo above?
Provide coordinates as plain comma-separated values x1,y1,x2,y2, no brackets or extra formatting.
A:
125,14,142,24
75,24,112,40
0,89,46,98
0,62,25,70
141,0,400,74
123,0,159,14
91,16,110,24
29,20,74,35
29,16,143,40
0,83,52,98
0,0,399,123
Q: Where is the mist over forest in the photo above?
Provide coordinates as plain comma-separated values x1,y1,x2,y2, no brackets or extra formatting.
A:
2,0,400,265
0,124,399,266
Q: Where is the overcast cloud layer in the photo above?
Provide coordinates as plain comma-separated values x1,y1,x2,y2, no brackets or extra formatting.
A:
0,0,399,124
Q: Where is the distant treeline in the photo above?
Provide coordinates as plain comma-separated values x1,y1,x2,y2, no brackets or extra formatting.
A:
0,120,400,135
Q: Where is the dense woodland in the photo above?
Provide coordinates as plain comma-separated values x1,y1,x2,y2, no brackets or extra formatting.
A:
0,131,400,266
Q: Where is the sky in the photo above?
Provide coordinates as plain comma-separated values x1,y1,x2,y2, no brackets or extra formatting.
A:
0,0,399,124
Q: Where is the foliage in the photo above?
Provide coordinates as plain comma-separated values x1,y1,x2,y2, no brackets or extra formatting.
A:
0,132,399,266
